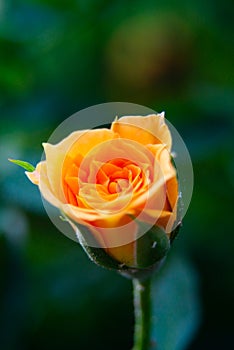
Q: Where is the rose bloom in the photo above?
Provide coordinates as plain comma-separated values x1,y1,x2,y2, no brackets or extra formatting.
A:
27,114,178,267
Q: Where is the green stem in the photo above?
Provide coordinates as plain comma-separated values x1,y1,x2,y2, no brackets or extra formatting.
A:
132,277,153,350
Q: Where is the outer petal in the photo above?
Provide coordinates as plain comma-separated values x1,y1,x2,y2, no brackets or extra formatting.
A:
62,203,138,266
25,162,42,185
43,128,118,202
67,211,138,266
111,113,172,150
93,214,138,266
26,160,65,209
38,161,62,208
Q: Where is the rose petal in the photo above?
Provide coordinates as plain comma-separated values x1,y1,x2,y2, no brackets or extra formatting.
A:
25,162,42,185
43,129,117,201
111,113,172,150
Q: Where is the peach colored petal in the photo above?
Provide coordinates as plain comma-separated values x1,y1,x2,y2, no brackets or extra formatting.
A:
43,128,117,202
149,146,177,208
79,138,154,183
93,214,138,263
111,113,172,150
166,176,178,211
95,214,142,265
25,162,42,185
131,170,169,211
106,242,136,266
70,215,138,260
155,146,176,180
147,142,178,211
26,113,178,254
64,176,79,197
42,131,84,202
61,203,116,223
38,161,62,208
65,129,118,158
78,182,133,212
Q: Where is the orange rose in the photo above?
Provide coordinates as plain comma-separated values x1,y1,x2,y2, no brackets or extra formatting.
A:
26,113,178,268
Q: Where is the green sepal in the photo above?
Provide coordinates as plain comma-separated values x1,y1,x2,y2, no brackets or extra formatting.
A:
58,212,124,271
170,223,181,244
136,225,170,269
68,214,181,279
74,222,168,276
8,159,35,172
75,223,128,272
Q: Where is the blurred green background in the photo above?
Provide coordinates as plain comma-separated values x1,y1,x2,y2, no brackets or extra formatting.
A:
0,0,234,349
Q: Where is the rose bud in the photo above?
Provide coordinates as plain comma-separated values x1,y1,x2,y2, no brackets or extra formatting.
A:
19,114,180,278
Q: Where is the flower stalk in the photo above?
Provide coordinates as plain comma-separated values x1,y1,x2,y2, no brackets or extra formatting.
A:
132,277,153,350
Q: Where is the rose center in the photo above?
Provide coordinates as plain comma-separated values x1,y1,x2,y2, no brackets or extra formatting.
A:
96,158,146,198
108,179,130,194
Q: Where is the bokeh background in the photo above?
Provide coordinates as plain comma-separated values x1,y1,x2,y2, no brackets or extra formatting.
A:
0,0,234,349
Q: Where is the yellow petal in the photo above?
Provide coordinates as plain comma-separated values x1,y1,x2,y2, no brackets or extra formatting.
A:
106,242,136,266
111,113,172,150
43,128,117,202
38,161,62,208
25,162,42,185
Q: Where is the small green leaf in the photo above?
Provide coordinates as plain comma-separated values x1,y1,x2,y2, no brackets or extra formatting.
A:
8,159,35,172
